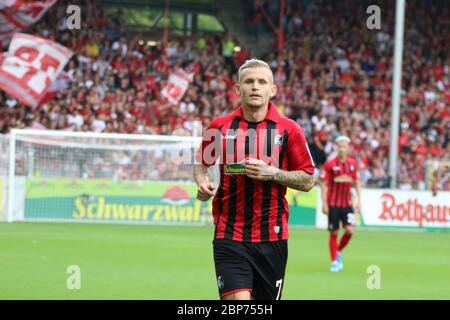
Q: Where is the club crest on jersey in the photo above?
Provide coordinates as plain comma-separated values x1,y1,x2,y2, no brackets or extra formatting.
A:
274,226,280,234
350,165,354,171
274,134,283,146
217,276,224,289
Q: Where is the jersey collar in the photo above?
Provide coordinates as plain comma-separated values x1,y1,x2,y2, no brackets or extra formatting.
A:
233,101,280,123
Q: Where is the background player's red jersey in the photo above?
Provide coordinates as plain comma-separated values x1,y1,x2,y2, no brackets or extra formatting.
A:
321,157,360,208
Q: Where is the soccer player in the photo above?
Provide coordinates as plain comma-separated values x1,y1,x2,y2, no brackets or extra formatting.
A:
193,58,316,300
320,135,362,272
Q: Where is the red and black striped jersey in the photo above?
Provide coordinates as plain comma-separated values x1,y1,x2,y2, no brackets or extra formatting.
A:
320,156,360,208
196,102,315,242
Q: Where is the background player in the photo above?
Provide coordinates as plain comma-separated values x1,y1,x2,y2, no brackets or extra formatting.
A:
193,58,316,300
320,136,362,272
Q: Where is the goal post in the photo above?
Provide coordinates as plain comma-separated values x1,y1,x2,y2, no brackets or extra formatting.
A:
3,129,217,225
0,134,9,222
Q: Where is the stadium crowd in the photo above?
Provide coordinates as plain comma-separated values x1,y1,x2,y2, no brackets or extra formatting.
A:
0,0,448,190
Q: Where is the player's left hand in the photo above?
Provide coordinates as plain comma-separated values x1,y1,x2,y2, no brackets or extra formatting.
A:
244,157,279,181
354,202,361,213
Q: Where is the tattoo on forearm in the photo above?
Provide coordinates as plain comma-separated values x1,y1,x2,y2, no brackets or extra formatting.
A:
274,170,316,192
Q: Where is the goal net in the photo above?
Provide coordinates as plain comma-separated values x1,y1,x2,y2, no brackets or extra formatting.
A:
3,129,217,225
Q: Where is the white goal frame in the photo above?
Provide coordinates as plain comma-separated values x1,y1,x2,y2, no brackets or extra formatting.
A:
6,128,204,224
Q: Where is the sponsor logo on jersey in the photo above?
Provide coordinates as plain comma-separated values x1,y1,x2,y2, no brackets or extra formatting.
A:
224,163,246,174
334,175,353,183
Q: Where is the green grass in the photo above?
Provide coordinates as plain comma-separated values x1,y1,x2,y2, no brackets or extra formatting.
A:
0,222,449,300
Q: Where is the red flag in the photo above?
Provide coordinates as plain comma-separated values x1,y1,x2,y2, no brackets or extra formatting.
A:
0,0,57,47
0,33,73,109
161,69,193,104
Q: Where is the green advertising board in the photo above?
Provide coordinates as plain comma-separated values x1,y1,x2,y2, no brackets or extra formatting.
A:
24,178,317,226
286,188,317,226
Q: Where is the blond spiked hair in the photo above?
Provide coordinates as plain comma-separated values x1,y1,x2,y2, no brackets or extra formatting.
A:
237,58,274,83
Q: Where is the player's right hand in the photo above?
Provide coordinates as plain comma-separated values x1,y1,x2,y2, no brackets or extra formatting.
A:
322,203,329,215
196,183,216,202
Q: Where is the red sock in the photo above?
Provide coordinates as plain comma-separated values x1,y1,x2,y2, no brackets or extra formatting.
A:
338,233,352,252
329,233,338,262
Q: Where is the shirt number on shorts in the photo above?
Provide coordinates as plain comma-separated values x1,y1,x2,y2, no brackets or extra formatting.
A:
275,279,283,300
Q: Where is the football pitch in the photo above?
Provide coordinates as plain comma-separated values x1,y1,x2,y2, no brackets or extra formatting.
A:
0,222,449,300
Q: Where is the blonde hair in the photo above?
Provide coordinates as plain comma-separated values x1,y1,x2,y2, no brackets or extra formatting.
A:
335,135,351,144
237,58,273,83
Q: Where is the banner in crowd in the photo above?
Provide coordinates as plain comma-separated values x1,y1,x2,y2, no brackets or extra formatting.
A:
161,69,193,104
0,0,57,46
0,33,72,108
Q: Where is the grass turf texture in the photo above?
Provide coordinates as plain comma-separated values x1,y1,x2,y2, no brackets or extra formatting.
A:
1,222,449,299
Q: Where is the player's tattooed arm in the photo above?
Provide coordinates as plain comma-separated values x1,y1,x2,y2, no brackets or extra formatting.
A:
273,169,317,192
244,157,316,192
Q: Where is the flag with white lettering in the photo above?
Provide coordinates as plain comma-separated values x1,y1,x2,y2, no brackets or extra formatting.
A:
0,0,57,47
0,33,73,108
161,69,193,104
